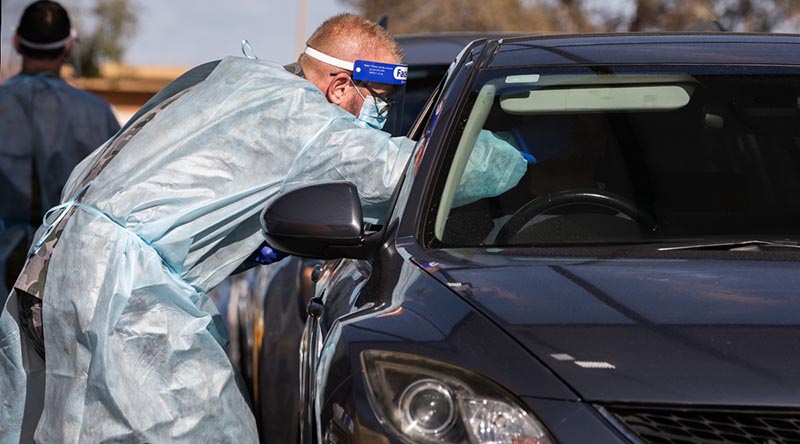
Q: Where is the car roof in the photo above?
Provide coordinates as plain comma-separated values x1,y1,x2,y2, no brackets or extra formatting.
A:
396,32,519,65
484,32,800,68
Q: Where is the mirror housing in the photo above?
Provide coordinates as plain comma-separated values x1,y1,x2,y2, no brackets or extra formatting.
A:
261,181,380,260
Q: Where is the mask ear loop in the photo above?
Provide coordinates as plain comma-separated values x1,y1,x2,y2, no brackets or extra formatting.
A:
348,77,382,117
241,40,259,59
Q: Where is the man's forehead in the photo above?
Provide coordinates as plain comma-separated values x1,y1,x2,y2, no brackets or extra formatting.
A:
304,45,404,91
352,56,407,90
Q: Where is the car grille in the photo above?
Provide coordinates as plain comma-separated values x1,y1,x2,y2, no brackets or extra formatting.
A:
601,404,800,444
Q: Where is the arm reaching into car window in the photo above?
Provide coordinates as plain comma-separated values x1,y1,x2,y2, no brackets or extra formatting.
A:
453,130,528,208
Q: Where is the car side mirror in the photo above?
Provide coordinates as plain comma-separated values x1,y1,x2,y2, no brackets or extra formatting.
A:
261,181,380,260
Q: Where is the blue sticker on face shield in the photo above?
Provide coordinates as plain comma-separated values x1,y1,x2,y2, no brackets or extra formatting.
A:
353,60,408,85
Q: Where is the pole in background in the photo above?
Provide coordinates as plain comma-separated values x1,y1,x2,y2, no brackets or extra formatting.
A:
295,0,307,57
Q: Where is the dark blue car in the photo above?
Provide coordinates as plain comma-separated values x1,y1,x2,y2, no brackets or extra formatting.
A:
216,33,518,443
264,32,800,444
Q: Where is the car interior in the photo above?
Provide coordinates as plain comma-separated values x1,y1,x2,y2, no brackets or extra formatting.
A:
437,70,800,248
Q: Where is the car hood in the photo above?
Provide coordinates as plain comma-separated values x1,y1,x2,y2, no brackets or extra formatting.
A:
418,252,800,406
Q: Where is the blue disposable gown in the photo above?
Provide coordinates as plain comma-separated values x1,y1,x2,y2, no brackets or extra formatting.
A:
0,57,526,443
0,73,120,298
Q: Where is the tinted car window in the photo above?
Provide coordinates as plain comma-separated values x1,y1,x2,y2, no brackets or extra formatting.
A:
395,65,448,136
435,66,800,247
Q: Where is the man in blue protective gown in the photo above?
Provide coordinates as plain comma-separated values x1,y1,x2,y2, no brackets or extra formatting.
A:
0,13,526,444
0,0,120,299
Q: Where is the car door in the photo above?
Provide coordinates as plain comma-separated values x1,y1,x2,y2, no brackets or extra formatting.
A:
297,78,446,443
298,257,374,443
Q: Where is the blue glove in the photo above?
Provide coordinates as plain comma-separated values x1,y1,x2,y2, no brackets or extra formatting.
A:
250,242,289,265
232,242,288,275
520,151,537,164
494,130,536,164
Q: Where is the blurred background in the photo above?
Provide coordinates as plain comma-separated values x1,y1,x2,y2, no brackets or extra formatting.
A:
2,0,800,123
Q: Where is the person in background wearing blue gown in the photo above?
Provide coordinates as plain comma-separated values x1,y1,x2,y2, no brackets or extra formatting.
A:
0,0,120,297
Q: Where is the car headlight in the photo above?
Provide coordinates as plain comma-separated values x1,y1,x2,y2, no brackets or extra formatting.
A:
361,350,555,444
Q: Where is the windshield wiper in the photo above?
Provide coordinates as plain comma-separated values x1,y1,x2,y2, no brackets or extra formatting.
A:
658,239,800,252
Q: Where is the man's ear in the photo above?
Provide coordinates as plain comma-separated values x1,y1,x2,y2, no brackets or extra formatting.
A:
62,39,74,58
12,35,21,54
325,72,351,106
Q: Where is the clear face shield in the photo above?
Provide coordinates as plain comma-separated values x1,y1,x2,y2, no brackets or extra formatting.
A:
350,59,408,135
304,46,408,136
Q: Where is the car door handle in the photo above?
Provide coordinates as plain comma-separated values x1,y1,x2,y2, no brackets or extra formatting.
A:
311,264,323,282
307,296,324,318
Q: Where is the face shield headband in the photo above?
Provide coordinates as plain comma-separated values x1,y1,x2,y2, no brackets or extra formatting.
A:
16,28,77,50
304,46,409,135
303,46,408,88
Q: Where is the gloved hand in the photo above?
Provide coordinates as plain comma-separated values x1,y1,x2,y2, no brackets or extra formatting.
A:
232,241,289,275
520,151,537,163
493,130,537,164
250,242,289,265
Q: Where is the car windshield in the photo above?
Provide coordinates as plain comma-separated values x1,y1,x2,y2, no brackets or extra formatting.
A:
434,66,800,248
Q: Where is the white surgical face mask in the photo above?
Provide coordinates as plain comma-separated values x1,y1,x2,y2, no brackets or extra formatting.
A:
356,96,388,130
350,78,388,130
